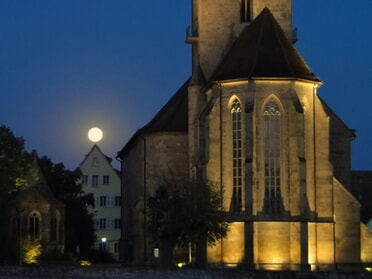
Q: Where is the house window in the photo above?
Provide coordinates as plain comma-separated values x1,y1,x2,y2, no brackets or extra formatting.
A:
263,99,282,215
100,196,107,207
114,218,121,229
92,157,99,167
92,175,98,187
99,242,107,251
29,212,40,240
82,175,88,185
99,218,106,229
103,175,110,185
241,0,251,22
114,242,119,253
231,98,242,213
115,196,121,207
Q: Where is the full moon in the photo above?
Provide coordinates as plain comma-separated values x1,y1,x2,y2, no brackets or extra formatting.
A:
88,127,103,142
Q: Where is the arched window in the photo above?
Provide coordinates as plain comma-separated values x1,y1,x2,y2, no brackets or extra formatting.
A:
92,157,99,167
231,99,242,213
29,212,41,240
263,99,282,215
50,211,60,241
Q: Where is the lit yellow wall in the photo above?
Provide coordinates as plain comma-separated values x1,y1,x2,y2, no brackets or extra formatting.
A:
308,222,335,269
207,222,245,266
255,222,290,267
361,223,372,263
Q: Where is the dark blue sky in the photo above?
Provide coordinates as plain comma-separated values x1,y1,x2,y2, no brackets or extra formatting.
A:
1,1,371,170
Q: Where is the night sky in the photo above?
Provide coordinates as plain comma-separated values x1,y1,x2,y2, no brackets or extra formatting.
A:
0,1,371,171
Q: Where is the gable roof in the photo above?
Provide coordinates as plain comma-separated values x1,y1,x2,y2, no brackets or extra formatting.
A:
80,144,114,168
13,155,64,206
211,8,320,83
117,79,189,158
142,78,189,133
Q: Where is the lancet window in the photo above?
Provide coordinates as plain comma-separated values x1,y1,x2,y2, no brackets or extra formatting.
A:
263,100,282,214
29,212,40,240
231,99,242,213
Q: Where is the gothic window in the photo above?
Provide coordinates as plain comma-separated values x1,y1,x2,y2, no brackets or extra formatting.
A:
241,0,251,22
263,100,282,215
50,211,61,241
231,99,242,213
29,212,40,240
50,217,57,241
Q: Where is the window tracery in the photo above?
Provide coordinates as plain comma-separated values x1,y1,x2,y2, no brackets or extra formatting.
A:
263,99,282,215
231,99,242,213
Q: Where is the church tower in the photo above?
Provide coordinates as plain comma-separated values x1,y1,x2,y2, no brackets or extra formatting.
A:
187,0,360,270
118,0,371,270
187,0,293,81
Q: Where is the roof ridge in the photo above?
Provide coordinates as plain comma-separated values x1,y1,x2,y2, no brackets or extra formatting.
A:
210,7,320,82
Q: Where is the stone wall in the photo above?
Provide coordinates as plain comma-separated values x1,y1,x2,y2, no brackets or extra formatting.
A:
0,266,371,279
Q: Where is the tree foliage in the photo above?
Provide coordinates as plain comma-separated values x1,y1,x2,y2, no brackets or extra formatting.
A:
0,125,95,260
147,178,229,265
0,125,32,199
0,125,33,261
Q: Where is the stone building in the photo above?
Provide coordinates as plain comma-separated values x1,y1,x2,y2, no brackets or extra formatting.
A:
80,144,121,260
9,157,65,263
117,0,372,270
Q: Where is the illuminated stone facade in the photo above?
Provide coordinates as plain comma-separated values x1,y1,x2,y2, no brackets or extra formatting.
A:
118,0,372,270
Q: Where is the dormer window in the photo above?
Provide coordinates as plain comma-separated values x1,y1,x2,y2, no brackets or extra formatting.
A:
241,0,251,22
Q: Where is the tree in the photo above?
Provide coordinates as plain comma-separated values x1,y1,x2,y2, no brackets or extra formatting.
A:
0,125,32,197
37,156,96,256
0,125,32,261
147,178,229,266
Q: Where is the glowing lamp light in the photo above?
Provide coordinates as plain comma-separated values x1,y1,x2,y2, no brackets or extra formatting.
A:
88,127,103,142
101,237,107,243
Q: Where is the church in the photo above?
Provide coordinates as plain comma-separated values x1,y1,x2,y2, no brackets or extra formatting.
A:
117,0,372,270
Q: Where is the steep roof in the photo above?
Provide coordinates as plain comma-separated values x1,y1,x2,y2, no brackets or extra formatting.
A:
79,144,114,168
117,79,189,158
13,155,64,206
211,8,320,82
142,79,189,133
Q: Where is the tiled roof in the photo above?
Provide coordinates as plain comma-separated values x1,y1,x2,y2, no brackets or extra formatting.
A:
211,8,320,82
117,79,189,158
142,79,189,133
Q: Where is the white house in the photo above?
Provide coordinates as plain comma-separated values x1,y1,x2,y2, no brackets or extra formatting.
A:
80,144,121,260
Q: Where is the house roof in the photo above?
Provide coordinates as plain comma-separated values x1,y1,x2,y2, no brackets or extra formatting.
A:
80,144,120,172
211,8,320,83
117,79,189,158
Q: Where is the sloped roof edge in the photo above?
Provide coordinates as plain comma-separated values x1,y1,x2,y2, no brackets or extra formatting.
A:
117,78,190,159
210,8,320,83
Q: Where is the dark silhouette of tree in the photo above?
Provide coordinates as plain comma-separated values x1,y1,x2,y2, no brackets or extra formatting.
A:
147,178,229,266
0,126,95,261
0,125,32,261
37,156,96,256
